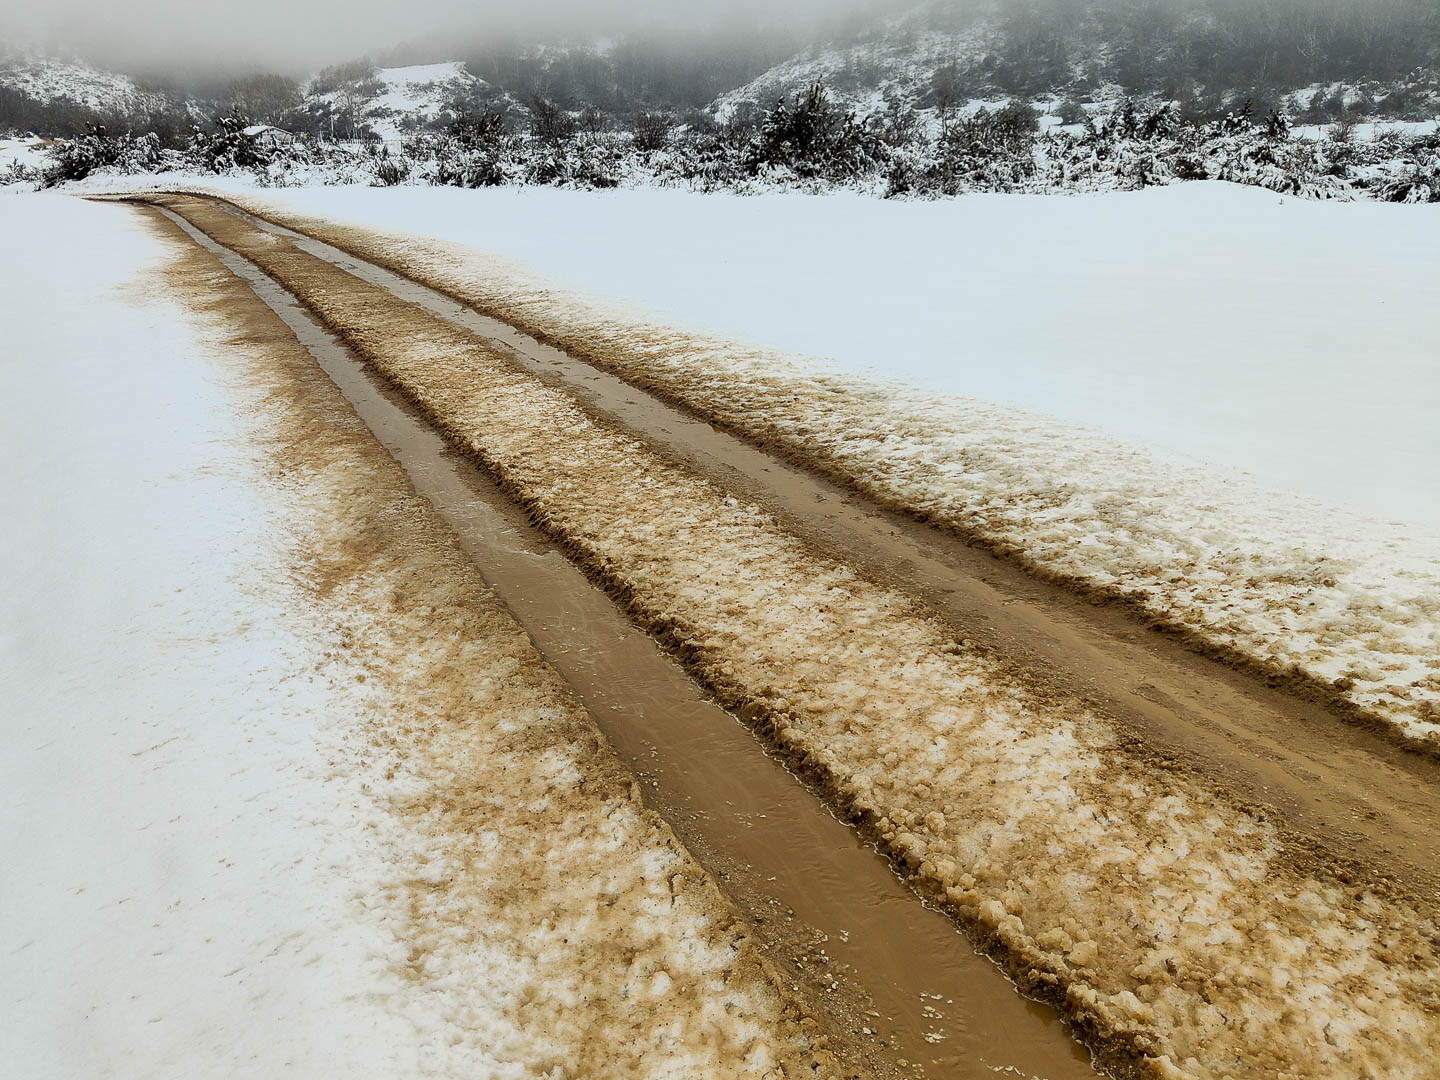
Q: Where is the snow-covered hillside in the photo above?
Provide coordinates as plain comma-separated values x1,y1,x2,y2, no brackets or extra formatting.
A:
307,61,512,143
709,1,1440,127
366,62,472,138
0,52,172,116
711,19,991,124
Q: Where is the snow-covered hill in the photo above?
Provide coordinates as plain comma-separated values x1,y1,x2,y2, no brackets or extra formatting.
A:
709,0,1440,127
0,52,173,117
306,61,516,142
367,62,474,138
711,17,993,124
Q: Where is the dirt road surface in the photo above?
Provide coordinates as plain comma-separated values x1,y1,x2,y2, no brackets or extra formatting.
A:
118,192,1440,1080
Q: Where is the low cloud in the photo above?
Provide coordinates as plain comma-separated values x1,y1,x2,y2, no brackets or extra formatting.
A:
1,0,905,81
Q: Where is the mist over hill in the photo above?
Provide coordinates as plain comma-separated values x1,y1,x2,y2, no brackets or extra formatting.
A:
5,0,1439,130
4,0,1438,204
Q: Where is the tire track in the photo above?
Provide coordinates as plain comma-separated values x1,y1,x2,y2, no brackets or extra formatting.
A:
144,193,1440,1080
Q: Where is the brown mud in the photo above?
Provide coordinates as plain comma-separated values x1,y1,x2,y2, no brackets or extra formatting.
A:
156,192,1440,908
149,200,1103,1080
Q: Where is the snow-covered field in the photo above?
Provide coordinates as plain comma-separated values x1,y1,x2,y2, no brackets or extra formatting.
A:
212,181,1440,527
0,192,816,1077
189,179,1440,741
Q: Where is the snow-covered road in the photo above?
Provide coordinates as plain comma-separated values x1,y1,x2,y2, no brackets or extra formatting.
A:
11,180,1438,1080
199,181,1439,744
155,190,1440,1080
0,193,424,1075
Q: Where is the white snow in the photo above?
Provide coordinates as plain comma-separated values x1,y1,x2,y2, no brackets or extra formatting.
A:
0,193,418,1076
1293,120,1440,142
376,61,470,88
365,62,478,142
212,181,1440,530
0,136,48,173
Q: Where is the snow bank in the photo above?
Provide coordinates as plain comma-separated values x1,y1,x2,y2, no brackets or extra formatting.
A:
174,194,1440,1079
203,182,1440,743
0,137,49,173
0,193,819,1078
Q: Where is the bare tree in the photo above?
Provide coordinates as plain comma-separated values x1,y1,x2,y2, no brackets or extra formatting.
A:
933,62,959,135
632,110,670,152
529,98,576,143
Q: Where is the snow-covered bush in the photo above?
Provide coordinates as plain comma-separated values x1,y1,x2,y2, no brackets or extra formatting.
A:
524,136,623,188
186,114,273,173
632,110,671,152
917,101,1040,193
28,78,1440,206
407,110,520,187
744,83,887,182
41,126,169,186
370,146,409,186
2,159,34,186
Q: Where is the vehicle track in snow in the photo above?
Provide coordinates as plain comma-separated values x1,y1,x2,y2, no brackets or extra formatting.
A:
113,201,830,1079
141,197,1102,1080
129,192,1440,1080
153,187,1440,755
163,190,1440,907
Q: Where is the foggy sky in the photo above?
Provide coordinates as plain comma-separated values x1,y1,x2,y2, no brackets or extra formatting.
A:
0,0,899,81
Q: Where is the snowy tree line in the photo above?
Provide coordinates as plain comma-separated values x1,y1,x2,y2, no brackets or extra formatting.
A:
13,80,1438,204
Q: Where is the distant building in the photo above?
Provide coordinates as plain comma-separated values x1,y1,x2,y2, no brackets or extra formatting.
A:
241,125,294,150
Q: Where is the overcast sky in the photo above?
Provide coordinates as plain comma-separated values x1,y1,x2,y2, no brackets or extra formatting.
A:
0,0,898,79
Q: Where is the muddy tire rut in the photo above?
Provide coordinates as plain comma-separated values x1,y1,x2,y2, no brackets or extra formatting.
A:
143,199,1101,1080
125,192,1440,1080
171,190,1440,905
